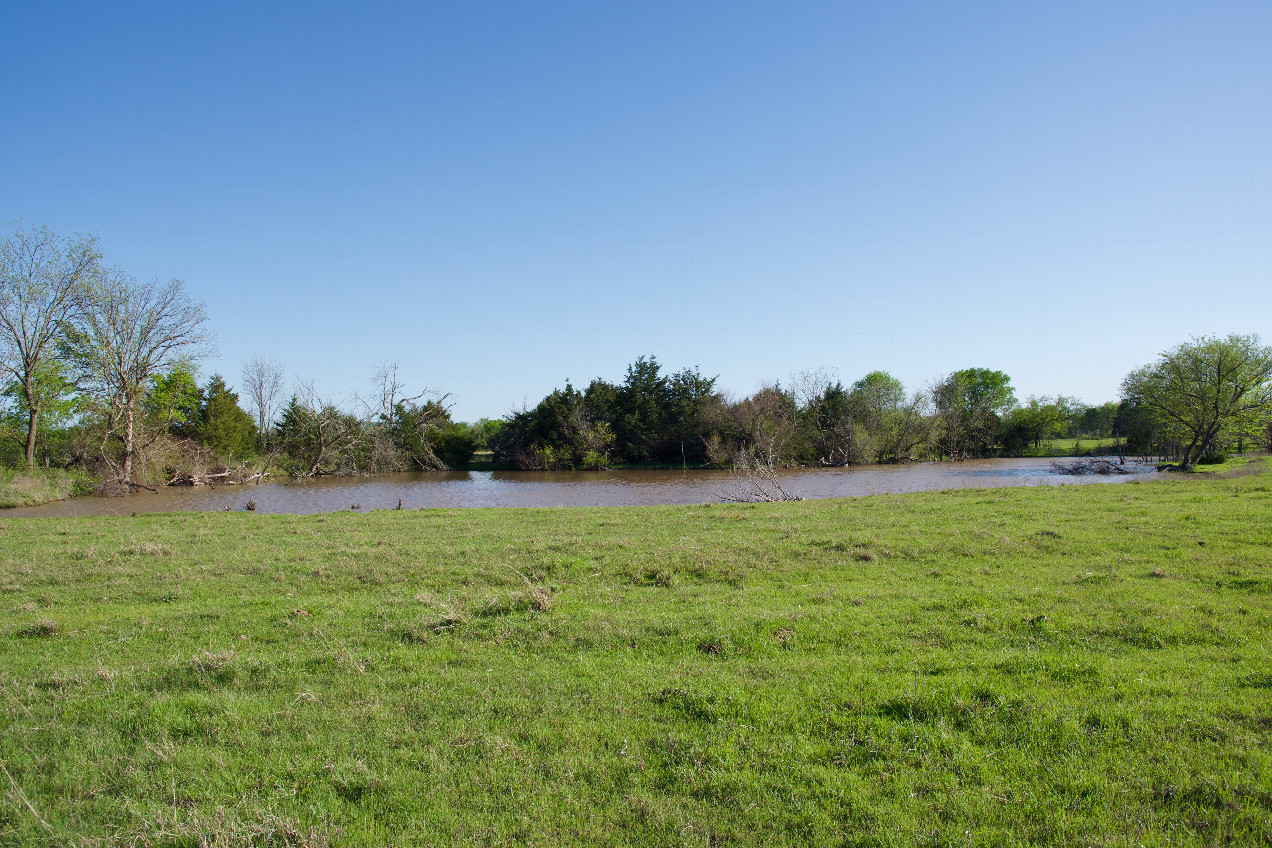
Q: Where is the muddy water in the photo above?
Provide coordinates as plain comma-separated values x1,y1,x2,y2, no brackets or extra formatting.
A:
2,458,1158,517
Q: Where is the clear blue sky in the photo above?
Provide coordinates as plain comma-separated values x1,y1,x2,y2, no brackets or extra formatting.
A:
5,2,1270,421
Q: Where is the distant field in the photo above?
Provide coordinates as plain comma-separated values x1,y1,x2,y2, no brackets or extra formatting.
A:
1024,437,1120,457
1,470,1270,846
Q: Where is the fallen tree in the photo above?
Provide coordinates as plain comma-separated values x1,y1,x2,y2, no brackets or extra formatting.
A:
1049,458,1133,476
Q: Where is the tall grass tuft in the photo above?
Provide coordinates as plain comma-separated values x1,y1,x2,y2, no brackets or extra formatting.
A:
0,468,84,508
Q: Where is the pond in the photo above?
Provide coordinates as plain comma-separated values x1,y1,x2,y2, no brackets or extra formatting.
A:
3,457,1160,517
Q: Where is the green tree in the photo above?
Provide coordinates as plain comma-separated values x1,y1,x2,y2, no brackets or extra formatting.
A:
666,366,718,467
1076,401,1119,438
275,390,368,477
1,359,81,462
614,356,672,463
724,384,801,467
145,365,201,436
492,359,716,469
432,420,478,468
847,372,929,463
469,418,505,450
389,398,455,470
1120,334,1272,469
193,375,258,457
0,223,100,465
1004,395,1076,453
934,368,1016,458
1113,401,1161,459
804,380,861,465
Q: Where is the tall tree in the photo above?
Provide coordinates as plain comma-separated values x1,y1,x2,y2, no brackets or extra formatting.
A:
725,384,800,467
1121,335,1272,469
848,372,929,463
0,223,100,465
805,380,861,465
1,360,80,462
933,368,1016,458
72,271,210,489
241,358,286,449
614,355,671,462
666,366,718,467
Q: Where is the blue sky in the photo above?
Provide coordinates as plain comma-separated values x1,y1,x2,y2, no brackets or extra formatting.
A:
4,2,1270,421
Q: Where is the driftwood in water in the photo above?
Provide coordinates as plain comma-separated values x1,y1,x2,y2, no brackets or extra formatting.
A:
167,465,264,487
1049,458,1133,476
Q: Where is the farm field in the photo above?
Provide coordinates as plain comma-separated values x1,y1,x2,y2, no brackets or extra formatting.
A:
1,469,1270,846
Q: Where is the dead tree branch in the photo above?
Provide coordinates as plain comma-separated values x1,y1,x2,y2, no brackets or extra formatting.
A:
718,452,804,503
1049,458,1134,476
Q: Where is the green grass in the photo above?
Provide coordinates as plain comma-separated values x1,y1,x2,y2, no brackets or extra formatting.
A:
2,473,1271,846
0,468,86,509
1024,437,1120,457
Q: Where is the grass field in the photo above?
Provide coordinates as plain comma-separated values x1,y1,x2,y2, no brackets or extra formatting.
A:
1,468,1270,846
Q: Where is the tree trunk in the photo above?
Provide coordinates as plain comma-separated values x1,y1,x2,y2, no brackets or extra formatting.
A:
122,405,136,489
25,405,39,467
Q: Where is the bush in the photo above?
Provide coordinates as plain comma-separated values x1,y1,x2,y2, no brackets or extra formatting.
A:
1198,453,1228,465
581,450,610,470
434,423,477,468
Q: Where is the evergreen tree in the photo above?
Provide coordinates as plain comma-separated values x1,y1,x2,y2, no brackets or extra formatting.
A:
194,375,258,457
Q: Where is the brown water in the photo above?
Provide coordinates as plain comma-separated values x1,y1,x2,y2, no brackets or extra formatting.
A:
2,458,1159,517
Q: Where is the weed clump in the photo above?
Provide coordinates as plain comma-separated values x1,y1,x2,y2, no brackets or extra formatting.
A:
121,539,175,556
15,619,57,638
642,567,676,587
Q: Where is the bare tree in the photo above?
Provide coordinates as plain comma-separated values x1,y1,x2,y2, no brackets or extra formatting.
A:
279,381,369,477
0,223,100,465
365,362,433,423
72,270,210,490
241,357,285,448
788,367,838,410
363,362,451,471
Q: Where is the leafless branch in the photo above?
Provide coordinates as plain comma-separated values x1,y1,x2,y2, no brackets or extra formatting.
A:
242,357,285,446
718,451,803,503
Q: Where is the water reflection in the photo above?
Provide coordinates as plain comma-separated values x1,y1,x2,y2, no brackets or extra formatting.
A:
2,458,1159,518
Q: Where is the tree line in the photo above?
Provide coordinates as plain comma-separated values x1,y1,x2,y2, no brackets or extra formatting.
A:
495,341,1272,473
4,223,1271,489
491,358,1122,470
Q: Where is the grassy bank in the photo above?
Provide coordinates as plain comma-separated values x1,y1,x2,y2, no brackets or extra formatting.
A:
0,468,86,509
1,474,1270,846
1190,453,1270,476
